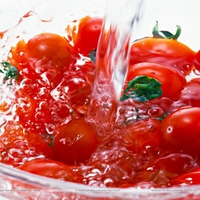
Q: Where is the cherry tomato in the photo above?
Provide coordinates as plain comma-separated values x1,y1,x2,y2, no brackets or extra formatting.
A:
23,33,78,87
53,118,98,165
19,159,83,182
180,78,200,106
126,62,186,100
172,167,200,185
142,152,198,175
73,16,103,55
159,106,200,154
129,24,196,76
0,122,54,167
78,61,96,85
125,118,161,149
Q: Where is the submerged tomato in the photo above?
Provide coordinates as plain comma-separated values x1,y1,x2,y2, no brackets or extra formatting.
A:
126,118,161,149
159,106,200,155
19,159,83,182
0,122,54,167
142,152,198,175
73,16,103,55
53,119,98,165
125,62,186,100
180,78,200,106
172,167,200,185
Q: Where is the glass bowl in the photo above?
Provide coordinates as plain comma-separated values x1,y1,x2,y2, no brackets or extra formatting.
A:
0,0,200,199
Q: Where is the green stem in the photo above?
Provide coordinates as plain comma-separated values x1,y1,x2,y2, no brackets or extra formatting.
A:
89,50,96,63
0,62,18,80
120,75,162,102
152,21,181,40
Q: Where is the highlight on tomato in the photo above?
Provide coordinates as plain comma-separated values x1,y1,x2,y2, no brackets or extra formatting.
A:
129,22,196,76
159,106,200,155
121,62,186,102
53,118,99,165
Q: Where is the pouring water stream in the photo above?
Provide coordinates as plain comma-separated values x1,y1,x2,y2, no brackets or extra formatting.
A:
87,0,145,134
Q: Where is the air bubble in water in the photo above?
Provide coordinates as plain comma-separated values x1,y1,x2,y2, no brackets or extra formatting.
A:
45,124,55,135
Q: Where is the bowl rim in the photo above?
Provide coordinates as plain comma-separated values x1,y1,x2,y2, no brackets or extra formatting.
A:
0,162,200,199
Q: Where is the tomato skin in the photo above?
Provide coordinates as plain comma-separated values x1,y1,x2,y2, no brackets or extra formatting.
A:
129,38,196,75
53,119,98,165
73,16,103,55
159,106,200,154
180,78,200,106
126,62,187,100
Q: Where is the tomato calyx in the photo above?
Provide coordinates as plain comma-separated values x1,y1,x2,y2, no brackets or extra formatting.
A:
0,61,18,82
152,21,181,40
89,50,96,63
120,75,162,102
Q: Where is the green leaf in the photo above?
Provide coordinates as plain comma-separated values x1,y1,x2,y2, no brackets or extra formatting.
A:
0,61,18,80
120,75,162,102
89,50,96,63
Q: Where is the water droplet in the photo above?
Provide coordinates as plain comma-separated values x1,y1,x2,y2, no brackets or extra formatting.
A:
148,106,164,117
33,3,54,22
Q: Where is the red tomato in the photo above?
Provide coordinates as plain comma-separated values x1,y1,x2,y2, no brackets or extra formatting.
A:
53,118,98,165
125,118,161,149
180,78,200,106
129,37,196,76
19,159,83,182
194,50,200,72
159,106,200,154
23,33,78,86
73,16,103,55
126,62,187,100
0,122,54,167
172,167,200,185
78,61,96,85
142,152,198,175
14,76,71,135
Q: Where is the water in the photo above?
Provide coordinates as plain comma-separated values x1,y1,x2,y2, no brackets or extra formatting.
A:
87,0,145,134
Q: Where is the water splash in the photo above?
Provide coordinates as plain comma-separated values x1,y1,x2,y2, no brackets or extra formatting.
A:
87,0,145,135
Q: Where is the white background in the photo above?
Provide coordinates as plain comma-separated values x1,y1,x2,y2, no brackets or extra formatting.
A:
0,0,200,50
